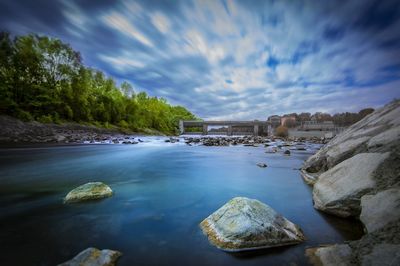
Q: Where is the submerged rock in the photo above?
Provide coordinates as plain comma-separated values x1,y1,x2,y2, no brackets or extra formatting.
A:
64,182,113,203
256,162,267,168
284,150,291,155
58,247,122,266
200,197,305,252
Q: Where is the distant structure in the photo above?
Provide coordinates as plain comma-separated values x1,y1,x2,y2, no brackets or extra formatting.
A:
179,120,268,136
280,115,296,127
267,115,281,128
300,121,335,131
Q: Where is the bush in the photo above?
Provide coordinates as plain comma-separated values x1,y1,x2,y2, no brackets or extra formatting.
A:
16,109,33,122
275,126,288,137
118,120,129,128
37,115,53,124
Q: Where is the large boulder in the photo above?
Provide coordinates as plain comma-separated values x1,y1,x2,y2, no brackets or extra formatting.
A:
302,100,399,177
360,188,400,233
64,182,113,203
361,243,400,266
312,152,390,217
58,247,122,266
200,197,305,251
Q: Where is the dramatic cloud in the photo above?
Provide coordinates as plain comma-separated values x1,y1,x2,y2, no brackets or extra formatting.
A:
1,0,399,119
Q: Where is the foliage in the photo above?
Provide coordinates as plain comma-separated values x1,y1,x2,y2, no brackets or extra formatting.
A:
0,32,197,134
275,126,288,137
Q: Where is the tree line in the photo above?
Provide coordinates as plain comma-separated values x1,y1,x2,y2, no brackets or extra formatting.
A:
0,32,197,134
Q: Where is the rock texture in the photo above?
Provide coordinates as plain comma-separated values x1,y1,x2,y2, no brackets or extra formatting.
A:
200,197,305,251
312,152,390,217
306,244,352,266
58,247,122,266
303,100,400,265
360,188,400,233
64,182,113,203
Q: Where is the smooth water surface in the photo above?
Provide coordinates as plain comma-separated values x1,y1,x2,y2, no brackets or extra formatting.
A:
0,140,363,265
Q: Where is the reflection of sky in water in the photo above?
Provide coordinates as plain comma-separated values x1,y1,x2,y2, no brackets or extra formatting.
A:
0,144,362,265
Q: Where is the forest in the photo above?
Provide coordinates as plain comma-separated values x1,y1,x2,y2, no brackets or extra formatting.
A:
0,32,197,134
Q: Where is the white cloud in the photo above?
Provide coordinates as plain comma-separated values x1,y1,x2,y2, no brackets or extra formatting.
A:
99,54,145,70
103,11,153,47
151,12,170,34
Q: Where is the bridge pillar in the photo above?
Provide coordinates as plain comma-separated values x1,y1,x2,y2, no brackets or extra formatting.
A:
179,120,184,135
202,124,208,135
254,125,259,136
227,125,232,136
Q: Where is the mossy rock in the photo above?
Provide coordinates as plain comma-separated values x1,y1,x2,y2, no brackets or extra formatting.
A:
64,182,113,203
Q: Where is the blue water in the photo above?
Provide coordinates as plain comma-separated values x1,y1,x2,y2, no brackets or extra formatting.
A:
0,140,362,266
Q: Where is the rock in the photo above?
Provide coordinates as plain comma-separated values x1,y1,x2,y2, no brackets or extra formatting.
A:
265,147,278,153
360,188,400,233
256,163,267,168
313,152,390,217
57,247,122,266
199,197,305,251
56,134,66,142
302,100,400,177
305,244,352,266
361,243,400,266
64,182,113,203
303,101,400,266
284,150,291,155
300,170,318,185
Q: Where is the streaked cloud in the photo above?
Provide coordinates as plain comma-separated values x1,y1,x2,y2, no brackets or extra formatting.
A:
0,0,399,119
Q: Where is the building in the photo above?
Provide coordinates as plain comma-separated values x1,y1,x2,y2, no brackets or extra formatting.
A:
280,116,296,127
301,121,334,131
267,115,281,127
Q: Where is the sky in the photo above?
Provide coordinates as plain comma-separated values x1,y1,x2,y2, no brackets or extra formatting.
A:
1,0,400,120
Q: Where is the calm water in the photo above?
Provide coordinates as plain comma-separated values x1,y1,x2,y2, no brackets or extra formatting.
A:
0,138,363,266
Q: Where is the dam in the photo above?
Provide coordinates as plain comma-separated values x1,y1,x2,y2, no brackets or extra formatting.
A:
179,120,269,136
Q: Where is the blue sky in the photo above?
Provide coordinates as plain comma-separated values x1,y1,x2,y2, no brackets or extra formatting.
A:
1,0,399,119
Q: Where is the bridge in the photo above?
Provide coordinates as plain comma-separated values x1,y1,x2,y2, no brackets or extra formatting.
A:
179,120,270,136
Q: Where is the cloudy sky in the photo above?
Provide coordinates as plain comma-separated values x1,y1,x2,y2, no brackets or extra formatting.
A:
1,0,399,119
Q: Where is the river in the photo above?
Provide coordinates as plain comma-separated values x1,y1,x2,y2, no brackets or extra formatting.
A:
0,137,363,265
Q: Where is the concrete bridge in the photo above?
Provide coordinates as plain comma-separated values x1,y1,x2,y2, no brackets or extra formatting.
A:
179,120,269,136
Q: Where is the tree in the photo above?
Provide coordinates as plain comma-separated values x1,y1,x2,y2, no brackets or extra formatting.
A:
0,31,197,135
275,126,288,137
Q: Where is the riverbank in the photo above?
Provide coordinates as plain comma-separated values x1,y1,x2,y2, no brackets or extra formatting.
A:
0,115,330,147
302,100,400,265
0,115,166,144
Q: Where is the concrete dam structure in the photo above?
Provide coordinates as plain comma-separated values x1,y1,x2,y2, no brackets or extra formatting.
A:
179,120,269,136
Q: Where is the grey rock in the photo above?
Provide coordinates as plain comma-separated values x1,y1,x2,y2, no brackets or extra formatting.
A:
360,188,400,233
313,152,390,217
306,244,352,266
64,182,113,203
57,247,122,266
200,197,305,251
362,243,400,266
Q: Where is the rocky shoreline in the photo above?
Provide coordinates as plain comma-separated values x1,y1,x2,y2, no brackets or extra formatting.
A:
302,100,400,265
0,115,162,145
